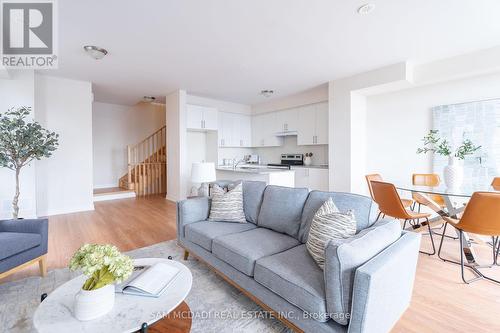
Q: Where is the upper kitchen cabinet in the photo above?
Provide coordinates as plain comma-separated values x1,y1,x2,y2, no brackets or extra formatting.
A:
218,112,252,147
275,108,299,133
297,102,328,145
251,112,282,147
187,104,218,131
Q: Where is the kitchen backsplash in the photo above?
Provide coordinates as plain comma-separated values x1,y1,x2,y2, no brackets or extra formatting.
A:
218,136,328,165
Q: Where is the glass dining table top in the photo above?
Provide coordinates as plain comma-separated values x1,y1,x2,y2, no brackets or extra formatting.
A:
396,183,500,198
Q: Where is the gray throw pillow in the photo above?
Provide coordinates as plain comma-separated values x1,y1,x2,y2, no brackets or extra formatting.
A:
208,183,246,223
306,198,356,269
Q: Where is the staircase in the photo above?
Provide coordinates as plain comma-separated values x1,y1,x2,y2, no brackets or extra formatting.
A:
119,126,167,196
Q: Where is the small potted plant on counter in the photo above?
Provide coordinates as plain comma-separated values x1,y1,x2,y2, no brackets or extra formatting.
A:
69,244,134,321
304,152,313,166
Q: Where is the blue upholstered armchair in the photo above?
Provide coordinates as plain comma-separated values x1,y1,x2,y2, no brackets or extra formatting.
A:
0,219,48,280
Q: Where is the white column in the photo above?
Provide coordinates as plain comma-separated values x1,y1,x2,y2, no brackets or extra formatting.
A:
165,90,188,202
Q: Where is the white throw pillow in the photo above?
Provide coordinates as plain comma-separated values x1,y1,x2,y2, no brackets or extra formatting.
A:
208,183,246,223
306,198,357,269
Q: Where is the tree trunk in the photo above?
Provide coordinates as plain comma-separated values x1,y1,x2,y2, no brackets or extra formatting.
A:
12,167,20,219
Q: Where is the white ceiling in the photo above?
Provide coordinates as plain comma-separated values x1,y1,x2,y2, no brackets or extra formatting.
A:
45,0,500,106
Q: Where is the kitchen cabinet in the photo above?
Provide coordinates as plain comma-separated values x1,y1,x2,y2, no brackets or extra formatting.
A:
275,108,299,133
187,104,218,131
218,112,252,147
251,112,282,147
292,167,329,191
297,102,328,145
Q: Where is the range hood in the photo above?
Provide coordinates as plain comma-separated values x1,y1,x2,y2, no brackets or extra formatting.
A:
275,131,298,137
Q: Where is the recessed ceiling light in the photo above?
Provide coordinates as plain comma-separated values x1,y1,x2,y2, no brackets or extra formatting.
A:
83,45,108,60
260,90,274,98
357,3,375,15
142,96,156,103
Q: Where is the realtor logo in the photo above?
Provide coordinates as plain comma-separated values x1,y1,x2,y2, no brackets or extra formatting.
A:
1,0,57,68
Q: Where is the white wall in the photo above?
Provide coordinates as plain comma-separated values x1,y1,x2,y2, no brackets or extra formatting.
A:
92,102,166,188
35,75,94,216
0,71,36,219
366,72,500,185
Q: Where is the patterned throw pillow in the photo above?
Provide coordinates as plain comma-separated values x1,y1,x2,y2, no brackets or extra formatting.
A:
306,198,357,269
208,183,247,223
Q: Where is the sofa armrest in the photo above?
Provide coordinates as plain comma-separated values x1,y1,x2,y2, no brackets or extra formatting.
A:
0,218,49,254
176,197,211,239
347,231,421,333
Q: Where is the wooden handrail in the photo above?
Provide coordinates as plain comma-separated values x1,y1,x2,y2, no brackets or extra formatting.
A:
123,125,167,196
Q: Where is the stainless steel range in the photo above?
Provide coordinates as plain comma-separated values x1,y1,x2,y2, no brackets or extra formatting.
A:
267,154,303,170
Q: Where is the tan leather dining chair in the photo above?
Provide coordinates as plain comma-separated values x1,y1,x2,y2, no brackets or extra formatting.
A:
370,180,435,255
438,192,500,284
412,173,446,211
366,174,413,209
492,177,500,191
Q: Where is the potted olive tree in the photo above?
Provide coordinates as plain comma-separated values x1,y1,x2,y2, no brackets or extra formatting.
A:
0,107,59,219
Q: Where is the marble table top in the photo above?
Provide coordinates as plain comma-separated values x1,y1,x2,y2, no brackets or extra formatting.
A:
33,258,192,333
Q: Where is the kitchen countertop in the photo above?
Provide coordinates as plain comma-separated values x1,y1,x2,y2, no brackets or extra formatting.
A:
216,166,294,174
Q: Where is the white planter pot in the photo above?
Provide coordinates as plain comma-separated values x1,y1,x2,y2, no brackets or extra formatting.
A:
74,284,115,321
304,156,312,166
443,156,463,190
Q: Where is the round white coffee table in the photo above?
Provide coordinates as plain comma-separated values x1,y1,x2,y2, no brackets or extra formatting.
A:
33,258,192,333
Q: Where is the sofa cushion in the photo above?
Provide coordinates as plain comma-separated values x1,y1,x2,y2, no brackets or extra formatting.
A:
0,232,42,260
257,186,309,238
212,228,300,276
298,191,379,243
325,219,401,325
184,221,257,251
254,245,329,322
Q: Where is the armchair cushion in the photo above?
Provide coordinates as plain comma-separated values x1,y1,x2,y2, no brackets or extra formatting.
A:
324,219,401,325
0,232,41,260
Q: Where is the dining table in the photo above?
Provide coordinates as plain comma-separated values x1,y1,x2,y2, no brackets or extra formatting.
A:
396,183,500,266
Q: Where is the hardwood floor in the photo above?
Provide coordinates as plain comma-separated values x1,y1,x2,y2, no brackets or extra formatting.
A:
1,196,499,332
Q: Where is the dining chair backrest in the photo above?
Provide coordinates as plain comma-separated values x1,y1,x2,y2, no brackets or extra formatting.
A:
412,173,441,187
365,174,383,201
412,173,445,206
492,177,500,190
370,180,411,219
456,192,500,236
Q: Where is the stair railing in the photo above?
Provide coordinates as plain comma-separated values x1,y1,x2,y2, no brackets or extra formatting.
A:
127,126,167,196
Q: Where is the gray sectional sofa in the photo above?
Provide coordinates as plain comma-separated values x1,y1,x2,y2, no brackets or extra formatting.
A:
177,181,421,333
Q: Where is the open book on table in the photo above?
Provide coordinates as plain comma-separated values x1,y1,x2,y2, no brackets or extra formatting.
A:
115,262,180,297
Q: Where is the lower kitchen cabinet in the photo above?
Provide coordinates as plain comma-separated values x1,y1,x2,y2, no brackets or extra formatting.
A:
292,167,329,191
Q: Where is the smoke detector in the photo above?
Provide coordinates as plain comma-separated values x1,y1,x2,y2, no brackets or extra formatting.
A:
260,90,274,98
357,3,375,15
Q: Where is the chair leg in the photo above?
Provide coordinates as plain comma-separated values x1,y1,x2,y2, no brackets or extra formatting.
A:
183,250,189,260
403,219,407,230
375,211,382,222
496,238,500,266
458,230,484,284
419,217,436,256
438,222,449,261
417,203,421,213
38,255,47,277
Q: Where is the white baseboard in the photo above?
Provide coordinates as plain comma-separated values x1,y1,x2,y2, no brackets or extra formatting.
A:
165,194,178,202
37,204,95,218
93,191,136,202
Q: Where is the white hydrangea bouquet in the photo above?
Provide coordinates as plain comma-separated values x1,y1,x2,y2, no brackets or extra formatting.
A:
69,244,134,291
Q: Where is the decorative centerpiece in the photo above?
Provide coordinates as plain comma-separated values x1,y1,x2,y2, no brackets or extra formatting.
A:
417,130,481,189
304,152,313,166
69,244,134,321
